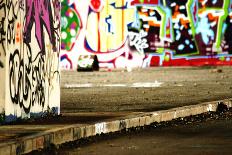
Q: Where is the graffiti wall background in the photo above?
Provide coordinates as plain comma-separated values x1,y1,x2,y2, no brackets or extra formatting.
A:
61,0,232,70
0,0,60,121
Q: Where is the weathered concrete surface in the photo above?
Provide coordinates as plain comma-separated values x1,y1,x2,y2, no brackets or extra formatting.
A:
0,67,231,154
61,67,232,112
0,99,231,155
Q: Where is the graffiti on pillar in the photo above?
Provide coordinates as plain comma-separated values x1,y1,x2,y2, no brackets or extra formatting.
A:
0,0,60,120
0,54,3,68
9,48,46,113
0,0,5,68
24,0,58,54
61,0,232,69
0,61,3,68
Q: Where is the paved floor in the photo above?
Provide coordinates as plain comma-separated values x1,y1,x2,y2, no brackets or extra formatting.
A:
59,118,232,155
61,67,232,113
0,112,132,142
0,66,231,154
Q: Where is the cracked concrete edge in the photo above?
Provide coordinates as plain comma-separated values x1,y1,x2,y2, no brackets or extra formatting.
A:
0,98,232,155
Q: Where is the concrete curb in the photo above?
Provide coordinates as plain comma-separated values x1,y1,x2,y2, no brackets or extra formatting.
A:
1,98,232,155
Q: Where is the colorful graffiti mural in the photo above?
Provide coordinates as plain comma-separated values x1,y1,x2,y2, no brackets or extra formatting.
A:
0,0,60,122
61,0,232,70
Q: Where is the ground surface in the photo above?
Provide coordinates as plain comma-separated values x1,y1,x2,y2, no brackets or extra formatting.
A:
29,107,232,155
61,67,232,113
59,114,232,155
23,67,232,155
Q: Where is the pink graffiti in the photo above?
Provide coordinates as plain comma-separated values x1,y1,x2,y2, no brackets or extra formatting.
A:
24,0,57,54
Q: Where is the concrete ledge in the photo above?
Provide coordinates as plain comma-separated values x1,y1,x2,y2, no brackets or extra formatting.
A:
0,98,232,155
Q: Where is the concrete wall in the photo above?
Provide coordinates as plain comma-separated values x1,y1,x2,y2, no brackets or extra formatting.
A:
0,0,60,122
60,0,232,70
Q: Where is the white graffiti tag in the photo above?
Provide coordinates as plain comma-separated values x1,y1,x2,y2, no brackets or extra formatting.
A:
129,30,148,54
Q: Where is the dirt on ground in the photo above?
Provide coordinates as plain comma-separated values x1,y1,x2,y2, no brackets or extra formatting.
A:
61,66,232,113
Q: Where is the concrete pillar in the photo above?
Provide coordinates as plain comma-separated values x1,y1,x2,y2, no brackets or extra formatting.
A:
0,0,60,122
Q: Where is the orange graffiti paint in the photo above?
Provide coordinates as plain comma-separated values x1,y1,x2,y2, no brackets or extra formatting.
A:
180,18,190,29
208,13,219,21
16,23,21,43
